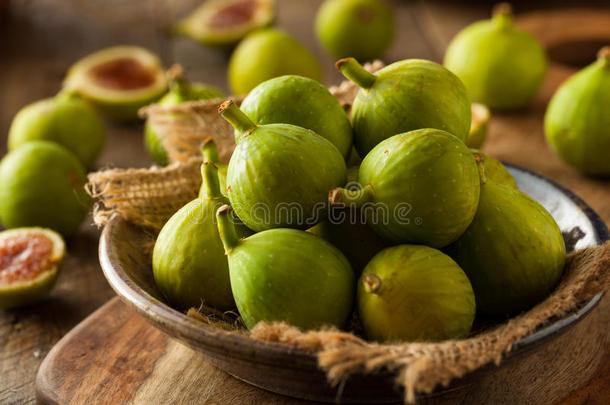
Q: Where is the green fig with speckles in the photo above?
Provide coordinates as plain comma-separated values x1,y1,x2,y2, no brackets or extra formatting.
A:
358,245,475,342
239,75,353,159
337,57,471,156
471,149,517,189
219,100,346,232
330,129,480,248
216,205,355,330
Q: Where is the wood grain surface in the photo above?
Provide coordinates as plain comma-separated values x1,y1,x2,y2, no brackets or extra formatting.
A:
1,0,609,404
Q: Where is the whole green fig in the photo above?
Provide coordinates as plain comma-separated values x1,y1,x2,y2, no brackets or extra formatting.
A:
444,3,547,110
219,100,346,231
239,75,353,159
153,161,249,311
8,92,105,169
446,180,565,316
216,205,355,330
471,149,517,189
545,47,610,176
330,129,480,248
337,57,471,156
465,103,490,149
358,245,475,342
315,0,394,61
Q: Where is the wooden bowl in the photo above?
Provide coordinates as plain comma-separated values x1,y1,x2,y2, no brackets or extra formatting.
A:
99,164,608,403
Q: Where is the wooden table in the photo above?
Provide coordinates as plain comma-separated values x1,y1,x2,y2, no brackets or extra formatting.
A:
1,1,608,404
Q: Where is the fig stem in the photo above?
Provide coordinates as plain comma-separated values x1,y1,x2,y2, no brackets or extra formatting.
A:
216,205,240,254
362,273,382,294
473,153,488,185
201,137,219,163
200,162,222,199
218,100,257,140
329,184,373,208
336,58,376,89
493,2,513,18
598,46,610,66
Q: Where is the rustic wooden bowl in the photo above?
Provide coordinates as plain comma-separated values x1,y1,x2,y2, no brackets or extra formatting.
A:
99,164,608,404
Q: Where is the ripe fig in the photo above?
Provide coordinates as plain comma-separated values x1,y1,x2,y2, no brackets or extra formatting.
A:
228,28,322,94
198,138,228,197
153,161,250,311
330,129,480,248
0,227,65,309
63,46,167,121
219,100,346,231
216,205,355,330
239,75,353,159
545,47,610,176
176,0,275,47
358,245,475,342
446,180,565,317
471,149,517,189
0,141,91,237
315,0,394,61
444,3,547,110
337,57,471,156
145,75,225,166
8,92,105,169
465,103,490,149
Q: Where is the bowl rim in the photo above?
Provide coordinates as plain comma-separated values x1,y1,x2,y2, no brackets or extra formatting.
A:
99,163,609,368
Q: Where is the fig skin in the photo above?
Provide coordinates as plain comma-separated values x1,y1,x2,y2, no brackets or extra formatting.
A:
358,245,475,342
8,92,105,169
330,129,480,248
446,181,566,317
153,162,250,311
471,149,517,189
0,141,91,237
544,47,610,176
465,103,490,149
217,205,355,330
0,227,65,309
315,0,394,61
219,101,346,232
239,75,353,159
444,3,547,110
228,28,322,95
337,57,471,156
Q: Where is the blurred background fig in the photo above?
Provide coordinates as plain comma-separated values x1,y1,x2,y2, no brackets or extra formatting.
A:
358,245,475,342
444,3,547,110
239,75,353,159
216,205,355,330
315,0,394,61
337,57,471,157
545,47,610,176
471,149,517,189
228,28,322,94
465,103,490,149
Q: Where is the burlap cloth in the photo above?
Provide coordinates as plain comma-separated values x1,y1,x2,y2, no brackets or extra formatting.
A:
86,62,610,403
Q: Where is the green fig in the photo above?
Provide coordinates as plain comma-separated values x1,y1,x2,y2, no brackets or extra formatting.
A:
63,46,167,121
330,129,480,248
219,100,346,231
8,92,105,169
545,47,610,176
446,180,565,317
444,3,547,110
239,75,353,159
465,103,490,149
153,161,250,311
198,138,228,197
216,205,355,330
0,141,91,237
176,0,275,47
471,149,517,189
358,245,475,342
315,0,394,61
337,57,471,156
145,75,225,166
0,227,65,309
228,28,322,95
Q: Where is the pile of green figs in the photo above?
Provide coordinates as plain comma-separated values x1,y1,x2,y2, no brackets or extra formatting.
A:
153,54,567,343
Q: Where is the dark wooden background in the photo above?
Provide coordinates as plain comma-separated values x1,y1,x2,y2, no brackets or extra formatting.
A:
1,0,609,404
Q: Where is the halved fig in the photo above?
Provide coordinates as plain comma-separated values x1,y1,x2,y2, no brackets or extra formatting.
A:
466,103,491,149
0,228,65,309
63,46,167,121
176,0,275,46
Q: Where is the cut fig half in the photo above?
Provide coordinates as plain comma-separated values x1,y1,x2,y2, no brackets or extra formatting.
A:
63,46,167,121
0,228,65,309
176,0,275,46
466,102,491,149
